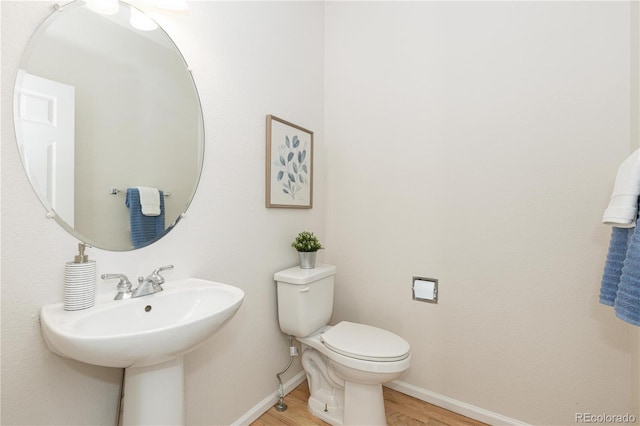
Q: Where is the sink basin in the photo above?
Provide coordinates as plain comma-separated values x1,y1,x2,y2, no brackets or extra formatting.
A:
40,278,245,368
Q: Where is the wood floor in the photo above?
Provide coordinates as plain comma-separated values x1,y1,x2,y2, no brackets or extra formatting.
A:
251,381,487,426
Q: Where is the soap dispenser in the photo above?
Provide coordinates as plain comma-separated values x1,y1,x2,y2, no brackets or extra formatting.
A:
63,243,96,311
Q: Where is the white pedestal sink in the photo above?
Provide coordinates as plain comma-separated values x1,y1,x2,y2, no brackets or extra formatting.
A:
40,278,245,425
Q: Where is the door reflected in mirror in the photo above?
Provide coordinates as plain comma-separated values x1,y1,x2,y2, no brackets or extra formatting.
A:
13,0,204,251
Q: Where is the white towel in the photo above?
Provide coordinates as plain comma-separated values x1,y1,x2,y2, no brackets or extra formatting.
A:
603,149,640,227
136,186,161,216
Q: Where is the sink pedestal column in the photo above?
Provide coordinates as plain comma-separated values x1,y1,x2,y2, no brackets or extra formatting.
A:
122,357,184,425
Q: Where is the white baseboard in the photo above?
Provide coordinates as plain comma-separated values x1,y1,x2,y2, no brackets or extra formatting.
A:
231,371,307,426
385,380,529,426
232,373,528,426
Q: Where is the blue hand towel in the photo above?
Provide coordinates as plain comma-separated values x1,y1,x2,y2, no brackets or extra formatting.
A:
615,223,640,326
599,226,633,306
125,188,165,249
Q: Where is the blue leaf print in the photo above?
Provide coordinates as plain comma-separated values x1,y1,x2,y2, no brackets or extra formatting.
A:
273,135,309,200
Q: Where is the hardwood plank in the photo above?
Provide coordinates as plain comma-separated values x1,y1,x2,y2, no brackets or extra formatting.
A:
382,387,485,426
251,381,487,426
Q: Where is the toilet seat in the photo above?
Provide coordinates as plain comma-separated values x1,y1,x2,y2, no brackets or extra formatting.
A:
321,321,410,362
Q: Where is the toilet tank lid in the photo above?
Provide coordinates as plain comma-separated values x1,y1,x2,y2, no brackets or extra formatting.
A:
274,263,336,285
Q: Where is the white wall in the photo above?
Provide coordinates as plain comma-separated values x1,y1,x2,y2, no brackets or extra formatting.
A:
324,2,637,425
1,1,323,425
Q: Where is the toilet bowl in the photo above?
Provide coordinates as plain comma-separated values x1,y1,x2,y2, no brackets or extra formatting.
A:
274,264,411,426
297,323,410,425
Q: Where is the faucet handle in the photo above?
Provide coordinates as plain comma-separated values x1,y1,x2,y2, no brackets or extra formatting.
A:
101,273,132,286
101,273,133,300
151,265,174,285
153,265,174,275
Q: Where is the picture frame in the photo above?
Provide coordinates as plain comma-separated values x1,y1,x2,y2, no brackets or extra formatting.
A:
266,115,314,208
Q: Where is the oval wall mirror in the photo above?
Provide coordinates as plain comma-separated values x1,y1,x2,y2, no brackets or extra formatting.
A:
13,0,204,251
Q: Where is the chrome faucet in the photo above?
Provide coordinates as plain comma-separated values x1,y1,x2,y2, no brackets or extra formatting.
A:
101,273,133,300
131,265,174,298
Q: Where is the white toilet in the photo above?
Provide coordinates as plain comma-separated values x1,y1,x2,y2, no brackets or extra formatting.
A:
274,264,411,426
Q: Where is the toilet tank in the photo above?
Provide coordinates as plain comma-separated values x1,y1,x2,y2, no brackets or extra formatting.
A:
274,264,336,337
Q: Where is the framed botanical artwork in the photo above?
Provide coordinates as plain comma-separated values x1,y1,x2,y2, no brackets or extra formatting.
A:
266,115,313,208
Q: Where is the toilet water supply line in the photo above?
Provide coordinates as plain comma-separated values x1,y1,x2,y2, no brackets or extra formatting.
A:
275,335,299,412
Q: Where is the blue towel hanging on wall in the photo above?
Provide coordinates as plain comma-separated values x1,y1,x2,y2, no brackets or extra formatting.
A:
599,227,633,306
599,150,640,326
125,188,166,249
614,218,640,326
600,200,640,326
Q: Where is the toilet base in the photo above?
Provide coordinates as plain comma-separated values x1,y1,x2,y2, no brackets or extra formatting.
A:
302,348,344,425
307,389,343,425
343,381,386,425
306,378,387,426
301,347,390,426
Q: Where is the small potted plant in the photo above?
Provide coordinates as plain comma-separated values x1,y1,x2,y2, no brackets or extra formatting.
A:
291,231,324,269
